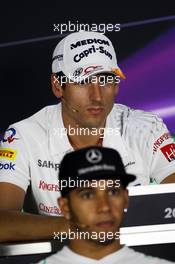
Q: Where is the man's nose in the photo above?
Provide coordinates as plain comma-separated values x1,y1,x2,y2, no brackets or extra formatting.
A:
97,196,111,214
89,83,103,102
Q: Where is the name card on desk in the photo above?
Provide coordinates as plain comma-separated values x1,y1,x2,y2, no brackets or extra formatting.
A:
120,183,175,246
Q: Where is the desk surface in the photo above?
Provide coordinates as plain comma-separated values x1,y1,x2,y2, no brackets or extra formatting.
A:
1,184,175,257
0,241,175,264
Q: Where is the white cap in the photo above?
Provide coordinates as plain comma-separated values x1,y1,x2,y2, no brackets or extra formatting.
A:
52,31,125,81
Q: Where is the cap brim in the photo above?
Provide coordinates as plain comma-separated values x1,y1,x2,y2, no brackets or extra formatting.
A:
60,173,136,197
111,67,126,80
120,174,136,187
67,65,126,83
79,171,136,187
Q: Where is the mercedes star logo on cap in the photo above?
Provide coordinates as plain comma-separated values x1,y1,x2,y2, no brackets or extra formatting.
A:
86,149,102,164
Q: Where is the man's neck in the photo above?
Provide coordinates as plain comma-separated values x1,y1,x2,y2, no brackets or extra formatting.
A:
68,133,103,149
69,239,122,260
62,111,105,149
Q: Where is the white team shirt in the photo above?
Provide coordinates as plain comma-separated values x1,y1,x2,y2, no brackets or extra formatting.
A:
0,103,175,216
36,246,174,264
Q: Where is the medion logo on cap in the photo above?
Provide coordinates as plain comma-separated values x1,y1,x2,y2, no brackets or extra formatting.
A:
70,38,110,50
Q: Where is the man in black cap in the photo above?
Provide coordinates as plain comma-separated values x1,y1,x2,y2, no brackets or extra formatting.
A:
37,147,174,264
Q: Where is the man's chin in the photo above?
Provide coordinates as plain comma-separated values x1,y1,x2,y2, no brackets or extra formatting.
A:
81,119,106,130
88,229,120,244
92,237,116,245
84,112,107,124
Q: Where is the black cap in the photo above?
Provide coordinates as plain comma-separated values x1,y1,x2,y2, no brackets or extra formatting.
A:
59,146,136,196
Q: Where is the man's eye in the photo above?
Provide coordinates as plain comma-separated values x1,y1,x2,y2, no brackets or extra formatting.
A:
99,76,115,86
80,191,94,199
108,188,119,196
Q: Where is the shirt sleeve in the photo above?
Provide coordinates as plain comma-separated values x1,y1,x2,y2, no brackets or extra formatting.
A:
0,125,30,191
149,115,175,183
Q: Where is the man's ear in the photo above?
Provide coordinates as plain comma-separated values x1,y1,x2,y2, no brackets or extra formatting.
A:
123,188,129,210
51,73,63,98
57,197,71,220
114,84,119,96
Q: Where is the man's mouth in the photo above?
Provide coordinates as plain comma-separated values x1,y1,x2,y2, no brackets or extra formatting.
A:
95,220,115,228
87,107,104,115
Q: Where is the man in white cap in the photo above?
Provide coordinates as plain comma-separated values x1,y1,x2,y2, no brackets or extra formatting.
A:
0,31,175,242
37,146,174,264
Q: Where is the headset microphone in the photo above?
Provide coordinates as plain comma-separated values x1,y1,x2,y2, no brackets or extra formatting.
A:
69,220,89,229
61,96,79,113
77,223,89,228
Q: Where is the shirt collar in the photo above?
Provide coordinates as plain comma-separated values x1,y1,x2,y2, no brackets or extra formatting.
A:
103,106,128,159
61,245,129,263
49,104,128,160
49,103,73,158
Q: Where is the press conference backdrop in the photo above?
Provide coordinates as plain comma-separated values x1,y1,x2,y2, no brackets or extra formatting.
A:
0,5,175,263
118,26,175,135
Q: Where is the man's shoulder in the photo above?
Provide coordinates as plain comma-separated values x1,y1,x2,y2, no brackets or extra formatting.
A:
37,246,76,264
2,104,60,145
9,104,60,132
112,104,165,136
120,247,174,263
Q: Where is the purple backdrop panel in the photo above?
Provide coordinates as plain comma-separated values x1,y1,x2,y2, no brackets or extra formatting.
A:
117,27,175,133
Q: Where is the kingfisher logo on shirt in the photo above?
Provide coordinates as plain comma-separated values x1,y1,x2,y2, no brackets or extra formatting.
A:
39,180,60,192
153,132,171,154
0,128,19,144
0,149,17,161
160,143,175,162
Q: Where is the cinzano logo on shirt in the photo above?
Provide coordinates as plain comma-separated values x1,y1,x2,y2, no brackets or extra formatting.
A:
39,203,62,215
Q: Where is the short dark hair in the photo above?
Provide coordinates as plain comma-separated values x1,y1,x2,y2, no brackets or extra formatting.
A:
55,71,66,88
